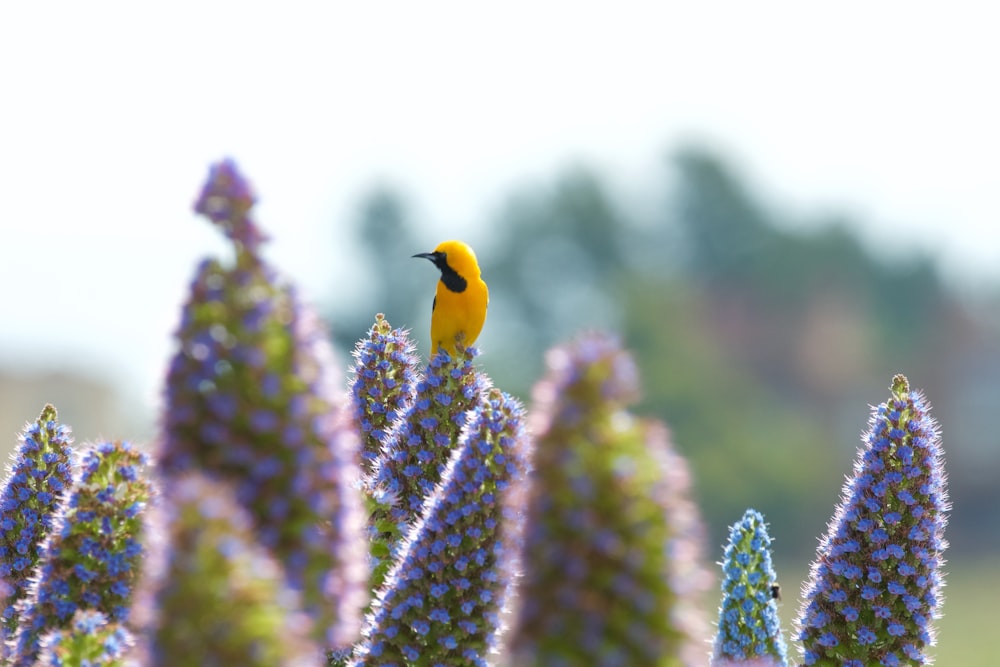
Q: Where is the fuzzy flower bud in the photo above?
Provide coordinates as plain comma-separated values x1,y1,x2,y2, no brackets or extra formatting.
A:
192,157,267,252
36,609,133,667
350,314,420,476
12,441,151,667
505,333,710,667
350,388,530,666
135,472,322,667
366,345,487,589
161,159,368,649
795,375,948,666
711,509,788,667
0,405,74,648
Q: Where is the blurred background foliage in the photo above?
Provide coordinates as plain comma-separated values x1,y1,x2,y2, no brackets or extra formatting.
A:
330,143,1000,567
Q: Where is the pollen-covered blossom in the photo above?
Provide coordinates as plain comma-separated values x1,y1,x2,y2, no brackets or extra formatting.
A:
796,375,948,666
350,388,529,667
350,313,420,476
0,405,74,647
711,509,788,667
505,333,710,667
135,472,322,667
12,441,151,667
160,159,368,649
36,609,133,667
366,344,487,589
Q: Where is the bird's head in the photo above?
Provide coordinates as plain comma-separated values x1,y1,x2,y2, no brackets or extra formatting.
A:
413,240,481,283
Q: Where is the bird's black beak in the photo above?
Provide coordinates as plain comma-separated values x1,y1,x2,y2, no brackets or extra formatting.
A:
413,251,445,267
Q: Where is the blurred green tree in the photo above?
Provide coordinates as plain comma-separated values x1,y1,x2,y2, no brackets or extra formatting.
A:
332,186,427,352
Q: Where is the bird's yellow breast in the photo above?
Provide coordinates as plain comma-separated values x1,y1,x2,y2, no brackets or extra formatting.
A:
432,274,489,355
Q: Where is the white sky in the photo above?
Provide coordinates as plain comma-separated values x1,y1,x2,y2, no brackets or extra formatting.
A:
1,2,998,431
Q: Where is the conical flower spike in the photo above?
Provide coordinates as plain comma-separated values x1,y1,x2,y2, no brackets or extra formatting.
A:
135,472,322,667
0,405,74,649
505,333,709,667
350,314,420,476
712,509,788,667
12,441,151,667
350,388,529,666
795,375,948,667
366,345,487,589
161,159,368,649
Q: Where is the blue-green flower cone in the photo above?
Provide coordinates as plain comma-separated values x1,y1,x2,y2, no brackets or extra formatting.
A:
795,375,948,667
160,159,368,650
505,333,709,667
711,509,788,667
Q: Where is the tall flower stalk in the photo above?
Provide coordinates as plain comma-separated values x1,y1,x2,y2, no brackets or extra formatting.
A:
0,405,74,649
12,441,151,667
366,345,487,589
159,158,368,649
795,375,948,666
712,509,787,667
350,314,420,477
505,333,709,667
351,388,529,666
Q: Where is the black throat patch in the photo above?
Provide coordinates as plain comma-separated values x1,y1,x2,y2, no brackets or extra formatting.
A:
434,253,467,293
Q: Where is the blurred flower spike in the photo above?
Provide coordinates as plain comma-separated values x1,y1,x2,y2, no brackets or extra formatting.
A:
193,158,267,251
506,332,709,666
163,157,368,650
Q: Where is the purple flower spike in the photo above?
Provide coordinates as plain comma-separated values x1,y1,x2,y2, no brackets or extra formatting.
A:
796,375,948,666
349,314,420,477
12,441,151,667
711,509,788,667
350,388,529,666
163,163,368,650
193,158,267,252
134,472,323,667
365,343,488,590
0,405,74,651
505,333,710,667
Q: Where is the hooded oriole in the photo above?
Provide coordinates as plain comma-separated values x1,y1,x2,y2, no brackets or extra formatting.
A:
413,240,489,356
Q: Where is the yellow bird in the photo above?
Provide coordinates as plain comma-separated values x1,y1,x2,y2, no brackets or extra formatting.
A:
413,240,489,357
